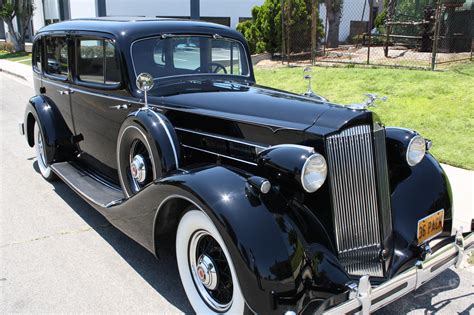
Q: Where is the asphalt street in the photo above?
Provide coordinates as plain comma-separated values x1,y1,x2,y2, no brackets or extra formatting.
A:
0,72,473,314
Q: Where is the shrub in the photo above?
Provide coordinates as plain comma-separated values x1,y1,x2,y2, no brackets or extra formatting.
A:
237,0,324,55
0,41,15,53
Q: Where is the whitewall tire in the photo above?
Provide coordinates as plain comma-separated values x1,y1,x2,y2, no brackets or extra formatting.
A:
176,210,246,314
34,123,56,181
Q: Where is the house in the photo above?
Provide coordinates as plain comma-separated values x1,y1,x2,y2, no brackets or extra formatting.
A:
1,0,382,45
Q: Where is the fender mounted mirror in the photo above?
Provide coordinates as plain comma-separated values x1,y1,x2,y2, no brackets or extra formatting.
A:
136,72,154,108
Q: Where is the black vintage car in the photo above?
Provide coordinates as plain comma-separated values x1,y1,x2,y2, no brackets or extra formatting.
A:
21,17,472,314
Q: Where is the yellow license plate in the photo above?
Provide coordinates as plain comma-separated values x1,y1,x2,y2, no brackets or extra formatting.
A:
418,209,444,245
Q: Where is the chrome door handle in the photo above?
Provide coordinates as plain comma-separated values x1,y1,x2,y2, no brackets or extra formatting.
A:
109,104,130,110
57,90,73,95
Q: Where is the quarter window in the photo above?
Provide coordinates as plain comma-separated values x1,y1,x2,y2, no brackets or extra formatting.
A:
45,36,69,78
77,39,121,85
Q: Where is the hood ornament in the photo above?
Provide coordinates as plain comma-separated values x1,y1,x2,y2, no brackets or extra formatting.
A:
302,67,328,102
347,94,387,110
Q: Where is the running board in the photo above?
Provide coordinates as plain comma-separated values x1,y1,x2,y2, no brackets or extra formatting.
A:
51,162,124,208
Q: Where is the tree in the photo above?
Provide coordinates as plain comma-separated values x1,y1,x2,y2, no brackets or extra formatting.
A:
324,0,343,48
237,0,282,55
237,0,324,55
0,0,35,52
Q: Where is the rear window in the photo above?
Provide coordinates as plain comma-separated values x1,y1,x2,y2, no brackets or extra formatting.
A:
45,36,69,78
77,39,121,85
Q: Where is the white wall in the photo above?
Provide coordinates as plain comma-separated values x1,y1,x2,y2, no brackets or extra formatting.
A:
43,0,61,20
320,1,371,43
70,0,97,19
105,0,264,28
32,0,45,34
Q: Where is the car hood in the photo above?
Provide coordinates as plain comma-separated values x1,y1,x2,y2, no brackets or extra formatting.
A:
147,81,339,131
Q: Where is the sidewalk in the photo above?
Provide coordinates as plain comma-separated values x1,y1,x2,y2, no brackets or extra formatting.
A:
0,59,33,86
0,59,472,232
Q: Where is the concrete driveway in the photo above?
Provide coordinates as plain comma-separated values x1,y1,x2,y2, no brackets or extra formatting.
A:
0,71,473,314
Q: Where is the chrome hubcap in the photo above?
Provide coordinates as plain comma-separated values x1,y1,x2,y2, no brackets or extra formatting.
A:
189,230,233,312
196,254,218,290
130,154,146,183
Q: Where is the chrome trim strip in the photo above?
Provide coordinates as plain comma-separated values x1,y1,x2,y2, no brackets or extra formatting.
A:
182,144,258,166
323,233,474,314
35,75,69,89
175,127,269,150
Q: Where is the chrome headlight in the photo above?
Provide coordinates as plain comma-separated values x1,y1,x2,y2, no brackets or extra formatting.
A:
406,135,426,166
301,153,327,193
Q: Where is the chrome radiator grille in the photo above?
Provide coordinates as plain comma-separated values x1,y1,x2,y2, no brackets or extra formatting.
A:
325,125,388,277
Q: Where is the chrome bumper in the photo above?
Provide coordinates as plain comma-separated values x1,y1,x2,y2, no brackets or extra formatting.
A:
324,230,473,315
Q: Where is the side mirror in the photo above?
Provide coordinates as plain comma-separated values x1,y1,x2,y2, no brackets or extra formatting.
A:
136,72,154,108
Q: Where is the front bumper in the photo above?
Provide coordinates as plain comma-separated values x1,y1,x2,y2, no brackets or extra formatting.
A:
321,230,473,315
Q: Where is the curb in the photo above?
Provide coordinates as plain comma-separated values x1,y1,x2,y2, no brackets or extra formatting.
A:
0,67,28,82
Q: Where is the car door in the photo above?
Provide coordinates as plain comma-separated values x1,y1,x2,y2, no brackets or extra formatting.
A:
42,35,75,133
70,34,137,183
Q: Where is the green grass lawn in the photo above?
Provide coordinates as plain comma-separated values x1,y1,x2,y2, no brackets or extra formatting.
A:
255,62,474,170
0,51,32,65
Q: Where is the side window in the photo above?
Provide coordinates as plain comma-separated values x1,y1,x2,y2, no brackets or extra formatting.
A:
33,39,42,73
77,38,121,85
45,36,69,78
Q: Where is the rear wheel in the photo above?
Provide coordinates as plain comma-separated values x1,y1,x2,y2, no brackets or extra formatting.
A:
34,123,56,181
176,210,245,314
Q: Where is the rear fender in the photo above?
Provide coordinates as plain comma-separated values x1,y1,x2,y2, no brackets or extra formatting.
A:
24,95,75,163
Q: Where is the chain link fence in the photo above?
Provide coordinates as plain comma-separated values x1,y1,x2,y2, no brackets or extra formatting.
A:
281,0,473,69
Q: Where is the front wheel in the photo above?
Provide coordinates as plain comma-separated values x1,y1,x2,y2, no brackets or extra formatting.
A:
176,210,245,314
34,123,56,181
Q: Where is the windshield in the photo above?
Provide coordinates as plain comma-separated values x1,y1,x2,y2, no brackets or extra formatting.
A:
131,35,250,81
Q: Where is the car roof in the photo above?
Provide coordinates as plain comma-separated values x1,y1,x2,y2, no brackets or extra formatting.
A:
37,17,245,42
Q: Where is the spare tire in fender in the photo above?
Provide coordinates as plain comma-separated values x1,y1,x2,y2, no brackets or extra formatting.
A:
117,109,181,197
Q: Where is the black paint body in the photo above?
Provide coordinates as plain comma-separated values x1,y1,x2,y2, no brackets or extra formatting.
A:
24,18,453,314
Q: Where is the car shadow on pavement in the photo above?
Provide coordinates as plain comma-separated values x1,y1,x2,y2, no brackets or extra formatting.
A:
34,162,194,314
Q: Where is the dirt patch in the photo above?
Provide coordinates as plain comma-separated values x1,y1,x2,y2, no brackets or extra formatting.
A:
254,45,472,69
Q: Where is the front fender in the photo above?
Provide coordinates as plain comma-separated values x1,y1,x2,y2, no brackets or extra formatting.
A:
24,95,74,163
156,165,306,314
386,128,453,277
